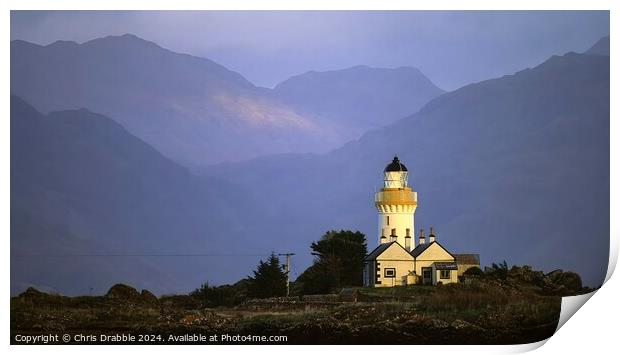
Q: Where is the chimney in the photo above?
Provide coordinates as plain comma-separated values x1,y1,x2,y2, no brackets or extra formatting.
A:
429,226,436,243
379,228,387,244
404,228,411,251
390,228,397,243
419,229,426,245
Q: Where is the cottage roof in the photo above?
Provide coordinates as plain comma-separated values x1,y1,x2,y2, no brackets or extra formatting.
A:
409,240,455,259
409,242,432,257
364,241,412,261
454,254,480,265
364,242,394,261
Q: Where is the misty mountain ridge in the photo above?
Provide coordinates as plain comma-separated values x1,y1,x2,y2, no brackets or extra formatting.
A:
273,65,444,135
10,36,610,295
11,34,444,167
205,48,610,288
584,35,609,56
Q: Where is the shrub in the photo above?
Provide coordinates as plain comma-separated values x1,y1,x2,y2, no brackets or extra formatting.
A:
190,280,249,307
463,266,483,276
490,260,509,280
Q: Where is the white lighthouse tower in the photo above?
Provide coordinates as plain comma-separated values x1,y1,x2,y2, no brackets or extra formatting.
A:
374,156,418,251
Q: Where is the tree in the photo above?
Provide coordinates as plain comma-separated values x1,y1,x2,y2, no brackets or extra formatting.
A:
247,253,287,298
297,230,367,294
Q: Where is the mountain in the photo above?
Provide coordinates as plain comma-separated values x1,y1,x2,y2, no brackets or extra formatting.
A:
272,65,444,138
11,35,610,294
10,96,273,295
205,51,610,287
11,34,443,167
10,34,318,167
584,35,609,56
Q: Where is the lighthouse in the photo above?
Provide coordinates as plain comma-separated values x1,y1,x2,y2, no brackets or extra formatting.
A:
374,156,418,251
364,155,477,287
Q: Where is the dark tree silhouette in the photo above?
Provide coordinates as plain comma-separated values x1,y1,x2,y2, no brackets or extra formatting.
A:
247,253,287,298
297,230,367,294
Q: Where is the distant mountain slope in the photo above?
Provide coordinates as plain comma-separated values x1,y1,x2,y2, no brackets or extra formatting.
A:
272,65,444,137
584,35,609,56
10,96,271,295
10,34,320,166
206,51,610,287
11,35,442,166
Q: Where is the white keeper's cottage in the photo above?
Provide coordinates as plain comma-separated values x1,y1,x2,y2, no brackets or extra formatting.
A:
363,156,480,287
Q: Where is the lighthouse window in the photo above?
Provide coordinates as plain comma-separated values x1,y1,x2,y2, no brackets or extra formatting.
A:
386,216,390,225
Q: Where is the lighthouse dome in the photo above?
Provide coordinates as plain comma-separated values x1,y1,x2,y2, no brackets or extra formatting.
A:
384,156,408,172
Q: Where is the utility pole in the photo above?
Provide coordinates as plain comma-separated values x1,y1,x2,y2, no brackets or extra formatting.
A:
278,253,295,297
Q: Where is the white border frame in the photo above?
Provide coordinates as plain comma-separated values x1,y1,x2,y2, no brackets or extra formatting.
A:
3,1,617,354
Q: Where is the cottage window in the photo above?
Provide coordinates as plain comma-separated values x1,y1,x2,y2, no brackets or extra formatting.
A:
384,268,396,278
440,270,451,279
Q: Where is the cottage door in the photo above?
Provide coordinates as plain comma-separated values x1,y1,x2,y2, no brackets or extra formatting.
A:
422,267,432,285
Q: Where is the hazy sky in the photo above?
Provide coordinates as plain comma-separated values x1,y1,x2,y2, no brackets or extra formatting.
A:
11,11,609,90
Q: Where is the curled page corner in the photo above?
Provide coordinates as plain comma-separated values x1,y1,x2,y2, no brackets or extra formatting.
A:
555,237,617,333
509,338,550,353
556,291,597,332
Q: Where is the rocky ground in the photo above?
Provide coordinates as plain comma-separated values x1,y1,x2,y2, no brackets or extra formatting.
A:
10,266,592,345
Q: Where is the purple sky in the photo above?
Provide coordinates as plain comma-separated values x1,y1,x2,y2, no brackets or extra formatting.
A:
10,11,609,90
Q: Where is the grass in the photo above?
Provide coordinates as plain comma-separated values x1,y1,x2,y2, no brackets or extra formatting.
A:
11,276,563,344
